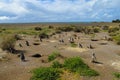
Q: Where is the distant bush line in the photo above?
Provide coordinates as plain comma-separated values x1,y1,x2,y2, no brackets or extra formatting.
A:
112,19,120,23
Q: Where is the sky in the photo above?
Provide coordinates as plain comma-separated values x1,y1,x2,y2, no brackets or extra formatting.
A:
0,0,120,23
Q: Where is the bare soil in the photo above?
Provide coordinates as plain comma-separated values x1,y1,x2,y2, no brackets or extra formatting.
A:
0,30,120,80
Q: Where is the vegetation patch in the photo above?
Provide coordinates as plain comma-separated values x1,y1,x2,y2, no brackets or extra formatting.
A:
113,72,120,79
63,57,99,76
56,26,74,32
112,19,120,23
51,61,63,68
48,51,61,62
0,34,16,52
93,27,100,33
34,27,42,31
31,57,99,80
108,27,119,33
31,67,62,80
112,35,120,45
70,43,77,47
39,32,49,39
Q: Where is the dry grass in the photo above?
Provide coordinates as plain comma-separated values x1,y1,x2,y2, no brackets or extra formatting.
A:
60,70,81,80
66,47,88,52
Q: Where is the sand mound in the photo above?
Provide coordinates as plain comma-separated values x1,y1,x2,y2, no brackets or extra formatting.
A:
66,47,88,52
0,48,3,52
0,49,7,56
111,61,120,70
49,40,57,42
0,49,9,61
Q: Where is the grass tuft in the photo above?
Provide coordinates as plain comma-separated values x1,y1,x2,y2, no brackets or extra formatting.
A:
51,61,63,68
70,43,77,47
114,72,120,79
63,57,99,76
31,67,62,80
48,51,61,62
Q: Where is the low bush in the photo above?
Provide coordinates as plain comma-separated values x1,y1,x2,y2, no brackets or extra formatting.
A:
73,26,82,32
31,67,62,80
93,27,100,33
109,32,118,36
56,26,74,32
51,61,63,68
63,57,99,76
77,68,99,77
102,25,109,30
31,57,99,80
48,25,54,29
48,51,60,62
0,30,2,33
64,57,88,72
108,27,119,33
55,30,62,34
34,27,42,31
112,19,120,23
70,43,77,47
39,32,49,39
14,34,22,40
114,72,120,79
0,34,16,52
117,41,120,45
112,35,120,45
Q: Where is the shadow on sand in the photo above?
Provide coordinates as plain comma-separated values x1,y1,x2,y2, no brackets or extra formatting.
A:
92,61,103,64
22,60,29,62
15,50,26,54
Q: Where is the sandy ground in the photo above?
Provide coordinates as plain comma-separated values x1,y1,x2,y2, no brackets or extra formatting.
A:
0,31,120,80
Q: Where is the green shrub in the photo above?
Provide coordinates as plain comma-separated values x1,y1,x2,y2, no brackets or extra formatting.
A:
109,32,118,36
31,67,62,80
93,27,100,33
64,57,88,72
39,32,49,39
56,26,74,32
19,31,29,35
117,41,120,45
48,25,54,29
112,19,120,23
108,27,119,33
102,25,109,30
14,34,22,40
0,30,2,33
34,27,42,31
114,72,120,79
112,35,120,45
48,51,60,62
73,26,85,33
77,68,99,77
70,43,77,47
63,57,99,76
73,26,82,32
2,28,6,31
51,61,63,68
0,34,16,52
55,30,62,34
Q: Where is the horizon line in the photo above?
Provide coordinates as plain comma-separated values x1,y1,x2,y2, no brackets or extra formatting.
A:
0,21,111,24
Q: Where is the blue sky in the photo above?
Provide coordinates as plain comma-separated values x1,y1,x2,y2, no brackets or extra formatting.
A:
0,0,120,23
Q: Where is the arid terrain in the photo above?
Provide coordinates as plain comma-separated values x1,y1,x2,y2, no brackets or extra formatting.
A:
0,22,120,80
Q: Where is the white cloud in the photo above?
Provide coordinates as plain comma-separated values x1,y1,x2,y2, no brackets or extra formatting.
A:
0,16,18,20
0,0,29,15
0,0,119,22
26,0,95,13
0,16,10,20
